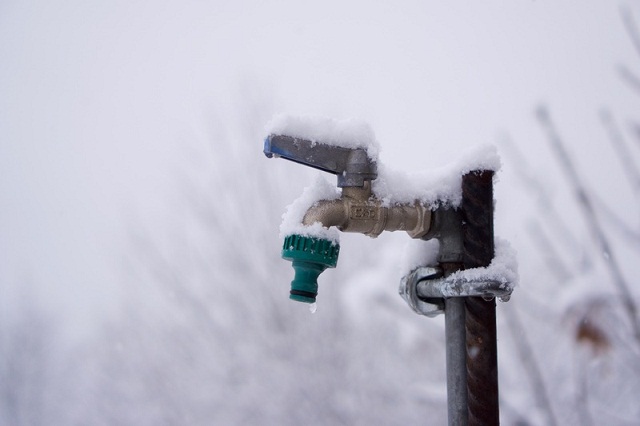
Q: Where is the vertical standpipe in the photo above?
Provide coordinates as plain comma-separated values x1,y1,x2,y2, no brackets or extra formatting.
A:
461,170,498,426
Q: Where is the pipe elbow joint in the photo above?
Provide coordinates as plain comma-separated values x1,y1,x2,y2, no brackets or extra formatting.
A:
302,200,348,229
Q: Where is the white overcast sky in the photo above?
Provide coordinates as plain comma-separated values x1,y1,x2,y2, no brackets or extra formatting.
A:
1,1,638,333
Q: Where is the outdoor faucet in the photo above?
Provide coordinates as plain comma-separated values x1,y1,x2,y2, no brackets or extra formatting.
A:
264,134,432,303
265,127,513,424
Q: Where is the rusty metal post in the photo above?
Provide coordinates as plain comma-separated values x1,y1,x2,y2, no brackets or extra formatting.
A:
461,170,499,425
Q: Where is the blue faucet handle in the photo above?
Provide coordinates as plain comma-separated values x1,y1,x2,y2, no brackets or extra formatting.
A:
264,134,377,187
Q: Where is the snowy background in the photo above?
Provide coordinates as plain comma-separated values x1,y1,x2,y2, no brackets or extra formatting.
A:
1,1,640,424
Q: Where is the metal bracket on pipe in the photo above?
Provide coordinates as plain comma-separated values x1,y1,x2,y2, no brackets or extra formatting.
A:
399,267,445,317
399,266,513,317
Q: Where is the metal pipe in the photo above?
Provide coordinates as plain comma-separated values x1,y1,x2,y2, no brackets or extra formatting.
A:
465,297,498,425
461,170,499,426
445,297,469,426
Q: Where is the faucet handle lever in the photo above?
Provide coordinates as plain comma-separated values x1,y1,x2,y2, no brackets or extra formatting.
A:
264,134,377,187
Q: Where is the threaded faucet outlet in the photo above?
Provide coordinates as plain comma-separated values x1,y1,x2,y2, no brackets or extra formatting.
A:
281,235,340,303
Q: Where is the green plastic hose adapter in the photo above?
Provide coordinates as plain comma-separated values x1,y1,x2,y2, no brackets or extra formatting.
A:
281,234,340,303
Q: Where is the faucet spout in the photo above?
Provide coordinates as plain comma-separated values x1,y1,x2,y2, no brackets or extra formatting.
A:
302,182,433,239
302,200,348,229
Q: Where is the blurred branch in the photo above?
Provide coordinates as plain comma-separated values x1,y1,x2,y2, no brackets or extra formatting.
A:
632,121,640,149
503,304,558,426
595,109,640,237
590,191,640,244
618,65,640,97
599,109,640,192
497,397,532,426
621,5,640,61
536,105,640,345
499,134,590,269
618,6,640,96
526,219,573,283
574,353,595,426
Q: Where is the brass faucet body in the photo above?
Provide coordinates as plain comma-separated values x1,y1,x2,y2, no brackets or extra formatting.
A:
302,181,432,239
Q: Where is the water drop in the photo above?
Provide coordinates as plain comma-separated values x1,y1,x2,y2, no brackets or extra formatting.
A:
498,294,511,303
482,294,495,302
309,302,318,314
469,346,480,359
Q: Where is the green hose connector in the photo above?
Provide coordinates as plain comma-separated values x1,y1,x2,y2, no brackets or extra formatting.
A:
281,234,340,303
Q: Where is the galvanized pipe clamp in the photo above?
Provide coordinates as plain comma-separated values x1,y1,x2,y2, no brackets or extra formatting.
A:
399,266,513,317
